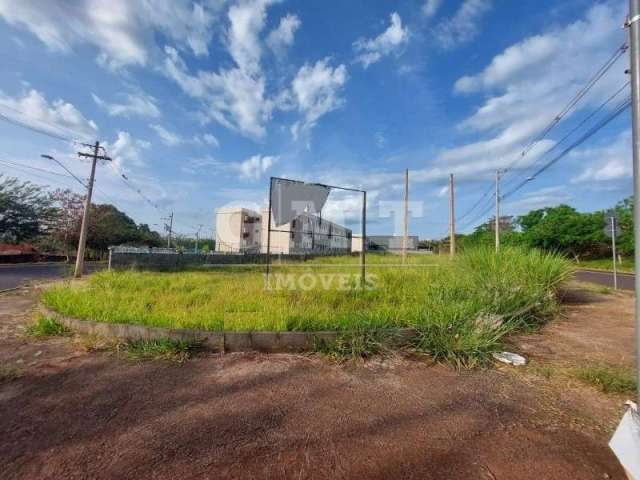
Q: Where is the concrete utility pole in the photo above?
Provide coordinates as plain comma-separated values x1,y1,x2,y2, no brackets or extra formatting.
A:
611,215,618,290
628,0,640,405
402,168,409,264
165,212,174,248
195,224,204,253
75,141,111,278
495,169,502,252
449,173,456,257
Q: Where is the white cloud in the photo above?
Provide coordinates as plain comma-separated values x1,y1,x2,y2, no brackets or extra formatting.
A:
430,3,626,183
572,130,632,183
151,123,220,148
290,58,348,139
202,133,220,147
266,13,301,58
232,154,277,180
422,0,441,18
107,131,151,169
0,88,97,140
0,0,220,69
433,0,491,49
151,124,183,146
353,12,409,68
162,1,282,139
504,186,572,213
92,91,160,119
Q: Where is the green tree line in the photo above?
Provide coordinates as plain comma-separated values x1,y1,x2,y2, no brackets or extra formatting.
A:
0,175,167,258
451,197,634,260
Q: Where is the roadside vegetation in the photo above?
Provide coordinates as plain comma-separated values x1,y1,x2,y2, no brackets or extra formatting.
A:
25,316,71,337
116,339,196,362
43,246,572,366
576,257,635,273
572,364,637,394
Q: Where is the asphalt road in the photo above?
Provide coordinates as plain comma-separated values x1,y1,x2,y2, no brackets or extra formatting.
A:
575,269,635,290
0,262,106,291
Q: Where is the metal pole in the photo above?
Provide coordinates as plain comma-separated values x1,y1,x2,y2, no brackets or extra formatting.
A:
495,170,501,252
74,141,99,278
628,0,640,405
166,212,173,248
403,168,408,264
449,173,456,257
266,177,273,289
361,191,367,287
612,216,618,290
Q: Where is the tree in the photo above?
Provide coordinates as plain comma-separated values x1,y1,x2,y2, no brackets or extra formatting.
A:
85,204,140,252
518,205,606,260
613,196,634,256
48,189,84,260
0,175,56,243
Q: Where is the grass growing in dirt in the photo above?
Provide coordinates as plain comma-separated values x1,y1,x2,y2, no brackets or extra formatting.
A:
25,316,71,337
573,364,637,394
43,247,573,366
117,339,196,362
0,364,22,382
314,330,386,360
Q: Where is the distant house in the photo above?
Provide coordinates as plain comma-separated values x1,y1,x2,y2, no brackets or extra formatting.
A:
0,244,40,263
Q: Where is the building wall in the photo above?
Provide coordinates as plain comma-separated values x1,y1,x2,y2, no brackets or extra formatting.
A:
215,208,262,253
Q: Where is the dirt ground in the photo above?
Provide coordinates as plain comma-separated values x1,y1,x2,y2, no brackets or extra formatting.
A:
0,283,635,479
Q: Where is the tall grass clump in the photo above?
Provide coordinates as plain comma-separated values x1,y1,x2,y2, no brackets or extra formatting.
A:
412,246,573,367
42,248,573,366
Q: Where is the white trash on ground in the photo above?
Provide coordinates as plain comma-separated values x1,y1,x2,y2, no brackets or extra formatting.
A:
492,351,527,366
610,401,640,480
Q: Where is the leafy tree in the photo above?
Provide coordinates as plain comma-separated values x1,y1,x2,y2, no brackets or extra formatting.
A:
0,175,56,243
518,205,606,260
85,204,141,252
613,196,634,256
49,189,85,260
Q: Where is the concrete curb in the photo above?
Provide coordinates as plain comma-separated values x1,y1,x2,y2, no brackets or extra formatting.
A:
40,306,418,353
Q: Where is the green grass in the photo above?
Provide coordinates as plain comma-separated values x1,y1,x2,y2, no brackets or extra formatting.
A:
572,364,637,394
117,339,197,362
43,247,573,366
577,257,635,273
25,316,71,337
314,330,387,360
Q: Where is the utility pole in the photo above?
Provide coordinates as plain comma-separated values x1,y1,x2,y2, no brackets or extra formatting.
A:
164,212,174,248
611,215,618,290
495,169,502,252
449,173,456,257
195,224,203,253
627,0,640,405
75,141,111,278
402,168,409,264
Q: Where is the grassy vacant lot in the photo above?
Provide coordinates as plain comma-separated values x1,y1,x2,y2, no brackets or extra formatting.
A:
43,247,572,365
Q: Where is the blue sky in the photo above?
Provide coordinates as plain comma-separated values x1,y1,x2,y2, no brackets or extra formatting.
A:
0,0,633,239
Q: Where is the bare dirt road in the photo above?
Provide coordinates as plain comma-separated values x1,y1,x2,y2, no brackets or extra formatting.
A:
0,285,632,480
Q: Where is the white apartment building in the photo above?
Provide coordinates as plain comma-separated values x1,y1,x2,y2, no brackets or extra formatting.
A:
261,210,352,254
215,207,262,253
214,207,352,254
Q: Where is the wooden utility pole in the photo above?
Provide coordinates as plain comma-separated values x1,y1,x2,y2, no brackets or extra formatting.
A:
495,169,502,252
449,173,456,257
402,168,409,264
75,141,111,278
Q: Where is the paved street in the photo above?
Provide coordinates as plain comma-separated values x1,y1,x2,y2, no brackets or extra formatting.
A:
0,262,105,291
575,269,635,290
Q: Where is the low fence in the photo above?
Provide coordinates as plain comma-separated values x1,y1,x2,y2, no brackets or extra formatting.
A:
107,246,351,269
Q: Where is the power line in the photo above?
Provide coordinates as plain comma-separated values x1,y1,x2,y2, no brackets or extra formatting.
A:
501,80,631,195
502,96,631,200
456,42,628,225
